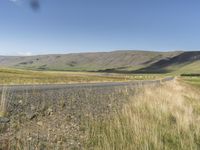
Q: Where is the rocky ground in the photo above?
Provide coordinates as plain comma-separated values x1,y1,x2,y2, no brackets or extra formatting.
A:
0,78,173,149
0,85,136,149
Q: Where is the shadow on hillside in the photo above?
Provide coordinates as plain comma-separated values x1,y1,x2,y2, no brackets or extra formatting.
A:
95,52,200,74
96,67,131,74
132,51,200,73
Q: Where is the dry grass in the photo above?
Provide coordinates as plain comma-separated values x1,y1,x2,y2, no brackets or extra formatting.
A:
0,68,160,85
0,87,8,117
86,81,200,150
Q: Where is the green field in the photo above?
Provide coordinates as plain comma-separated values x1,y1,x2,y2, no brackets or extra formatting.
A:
181,76,200,87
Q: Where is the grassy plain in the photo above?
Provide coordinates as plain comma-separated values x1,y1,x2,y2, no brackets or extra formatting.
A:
0,67,161,85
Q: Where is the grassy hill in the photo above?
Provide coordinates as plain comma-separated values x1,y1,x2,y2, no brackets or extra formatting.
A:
134,51,200,74
1,50,200,74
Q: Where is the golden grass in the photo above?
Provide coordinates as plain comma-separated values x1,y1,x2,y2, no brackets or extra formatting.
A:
0,87,8,117
0,68,159,85
86,81,200,150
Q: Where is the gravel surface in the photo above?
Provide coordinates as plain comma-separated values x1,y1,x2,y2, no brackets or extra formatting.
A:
0,77,174,92
0,77,174,149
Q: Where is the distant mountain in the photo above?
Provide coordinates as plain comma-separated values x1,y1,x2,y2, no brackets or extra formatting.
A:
0,50,200,74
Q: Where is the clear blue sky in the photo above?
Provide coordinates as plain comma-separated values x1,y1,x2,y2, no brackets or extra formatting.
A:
0,0,200,55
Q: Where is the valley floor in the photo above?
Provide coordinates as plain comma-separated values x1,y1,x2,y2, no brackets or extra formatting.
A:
0,68,159,85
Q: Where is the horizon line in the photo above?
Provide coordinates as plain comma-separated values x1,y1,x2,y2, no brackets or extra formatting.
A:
0,49,194,57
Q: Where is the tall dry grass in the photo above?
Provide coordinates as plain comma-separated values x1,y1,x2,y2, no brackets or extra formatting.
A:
0,87,8,117
86,81,200,150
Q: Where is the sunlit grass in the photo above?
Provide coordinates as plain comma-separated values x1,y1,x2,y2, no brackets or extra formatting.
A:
0,67,160,85
181,77,200,87
85,81,200,149
0,87,8,117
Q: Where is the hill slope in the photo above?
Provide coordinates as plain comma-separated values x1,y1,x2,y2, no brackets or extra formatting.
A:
0,51,180,71
134,51,200,74
0,50,200,74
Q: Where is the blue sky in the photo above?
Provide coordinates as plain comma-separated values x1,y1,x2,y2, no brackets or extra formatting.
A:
0,0,200,55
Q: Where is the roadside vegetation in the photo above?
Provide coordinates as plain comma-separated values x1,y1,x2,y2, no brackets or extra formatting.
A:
0,87,8,117
85,80,200,149
181,76,200,87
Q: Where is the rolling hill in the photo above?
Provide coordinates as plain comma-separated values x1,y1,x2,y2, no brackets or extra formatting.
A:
0,50,200,74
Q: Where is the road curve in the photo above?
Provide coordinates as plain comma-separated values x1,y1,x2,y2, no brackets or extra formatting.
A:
0,77,174,92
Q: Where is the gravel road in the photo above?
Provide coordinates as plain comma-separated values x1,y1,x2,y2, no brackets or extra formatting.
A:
0,77,174,118
0,77,174,92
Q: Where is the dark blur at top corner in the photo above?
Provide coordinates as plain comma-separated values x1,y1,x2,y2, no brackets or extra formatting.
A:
30,0,40,11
